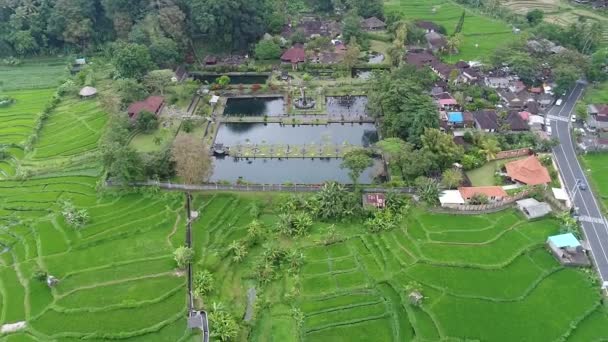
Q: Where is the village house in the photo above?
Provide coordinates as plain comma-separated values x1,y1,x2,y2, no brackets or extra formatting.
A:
546,233,590,267
505,155,551,186
459,186,508,203
404,50,438,69
587,104,608,130
282,18,342,39
361,17,386,31
127,96,165,120
472,110,528,132
473,110,500,132
425,32,447,53
416,20,441,33
517,198,552,219
484,76,510,89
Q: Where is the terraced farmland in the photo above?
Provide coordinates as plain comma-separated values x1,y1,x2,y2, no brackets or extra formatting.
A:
0,89,55,177
30,98,107,161
194,193,606,341
385,0,517,62
0,175,196,340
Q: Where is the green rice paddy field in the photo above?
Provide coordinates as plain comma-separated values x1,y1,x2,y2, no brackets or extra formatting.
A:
193,193,608,341
0,86,197,340
385,0,518,62
582,153,608,210
0,58,68,92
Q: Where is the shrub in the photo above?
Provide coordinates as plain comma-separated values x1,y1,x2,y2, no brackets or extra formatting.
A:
254,39,282,60
469,193,489,205
209,309,238,341
135,110,159,133
0,95,15,108
61,200,90,228
193,270,214,297
182,119,195,133
173,246,194,269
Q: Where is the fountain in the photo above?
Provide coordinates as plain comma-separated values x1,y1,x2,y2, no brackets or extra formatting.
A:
294,87,316,109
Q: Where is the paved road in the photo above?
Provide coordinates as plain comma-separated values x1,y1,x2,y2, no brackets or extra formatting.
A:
550,82,608,285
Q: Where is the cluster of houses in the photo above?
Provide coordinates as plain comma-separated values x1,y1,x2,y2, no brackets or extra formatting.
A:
278,16,386,69
404,21,561,140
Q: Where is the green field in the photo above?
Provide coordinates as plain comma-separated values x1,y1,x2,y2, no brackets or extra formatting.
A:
385,0,518,62
193,193,605,341
0,175,197,340
0,81,197,339
0,58,69,92
582,153,608,210
0,88,56,178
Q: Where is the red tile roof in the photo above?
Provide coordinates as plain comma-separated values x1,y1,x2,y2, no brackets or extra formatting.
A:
127,96,164,119
505,156,551,185
458,186,507,200
281,46,306,64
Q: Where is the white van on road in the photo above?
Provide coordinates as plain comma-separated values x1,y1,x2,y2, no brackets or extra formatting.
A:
556,99,563,106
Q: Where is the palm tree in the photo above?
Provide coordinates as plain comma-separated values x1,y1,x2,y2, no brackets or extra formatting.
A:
479,137,501,161
445,33,463,55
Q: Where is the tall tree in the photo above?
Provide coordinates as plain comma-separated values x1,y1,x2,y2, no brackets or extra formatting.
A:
368,67,439,146
453,10,465,35
47,0,97,48
341,148,373,185
112,42,155,79
343,38,361,75
172,134,213,184
190,0,270,49
421,128,464,172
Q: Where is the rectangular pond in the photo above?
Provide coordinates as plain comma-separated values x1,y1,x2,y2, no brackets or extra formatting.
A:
210,157,381,184
190,73,268,85
224,97,285,117
325,96,369,117
214,123,378,147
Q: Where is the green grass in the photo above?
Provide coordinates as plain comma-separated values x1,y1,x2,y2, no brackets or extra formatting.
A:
584,82,608,104
466,157,523,186
581,153,608,210
129,120,180,153
385,0,518,62
0,57,68,92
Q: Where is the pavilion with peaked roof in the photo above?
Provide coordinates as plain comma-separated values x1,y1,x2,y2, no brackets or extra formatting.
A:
280,45,306,69
505,155,551,185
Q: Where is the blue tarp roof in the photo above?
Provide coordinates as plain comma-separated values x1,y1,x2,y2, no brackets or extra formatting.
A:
448,112,463,123
548,233,580,248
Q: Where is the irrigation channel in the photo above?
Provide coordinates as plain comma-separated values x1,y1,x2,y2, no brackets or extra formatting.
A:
208,94,383,184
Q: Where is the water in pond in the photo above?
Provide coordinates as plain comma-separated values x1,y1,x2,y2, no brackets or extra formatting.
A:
326,96,369,117
190,73,268,85
215,123,378,147
368,52,385,64
224,97,285,116
353,69,372,80
210,157,381,184
352,68,388,79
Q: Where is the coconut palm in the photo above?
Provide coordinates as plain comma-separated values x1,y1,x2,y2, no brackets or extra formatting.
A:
479,137,501,161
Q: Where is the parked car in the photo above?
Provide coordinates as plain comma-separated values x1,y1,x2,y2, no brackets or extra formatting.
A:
571,115,577,123
546,126,552,135
556,99,563,106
